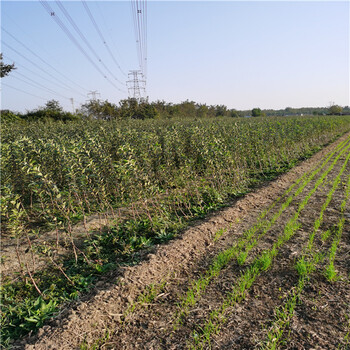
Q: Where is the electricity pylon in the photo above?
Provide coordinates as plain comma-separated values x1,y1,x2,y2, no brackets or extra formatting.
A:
127,70,146,101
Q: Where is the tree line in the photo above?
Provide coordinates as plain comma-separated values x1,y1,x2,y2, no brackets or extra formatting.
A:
1,98,348,123
1,53,347,122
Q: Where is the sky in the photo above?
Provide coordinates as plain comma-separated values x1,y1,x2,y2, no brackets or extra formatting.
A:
0,0,349,113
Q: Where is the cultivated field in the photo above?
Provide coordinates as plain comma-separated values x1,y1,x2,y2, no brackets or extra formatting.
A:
1,116,350,349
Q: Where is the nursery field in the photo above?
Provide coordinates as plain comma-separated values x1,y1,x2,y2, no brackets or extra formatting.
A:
1,115,350,349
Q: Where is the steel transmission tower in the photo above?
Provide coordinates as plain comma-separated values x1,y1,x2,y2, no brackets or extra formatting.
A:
87,90,100,100
127,70,146,101
70,97,75,113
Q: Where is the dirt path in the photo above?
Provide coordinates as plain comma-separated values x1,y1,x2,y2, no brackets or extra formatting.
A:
18,132,350,350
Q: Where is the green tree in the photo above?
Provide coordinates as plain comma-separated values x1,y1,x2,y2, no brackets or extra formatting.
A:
328,104,342,115
81,99,118,120
196,104,209,118
177,100,197,118
229,109,240,118
252,108,262,117
44,99,63,112
23,100,79,121
215,105,228,117
138,101,159,119
117,98,159,120
0,53,16,78
118,98,138,119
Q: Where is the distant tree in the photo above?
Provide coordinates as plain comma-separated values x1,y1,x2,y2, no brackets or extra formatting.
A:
167,104,180,117
117,98,159,120
151,100,170,118
229,109,240,118
23,99,79,121
178,100,197,118
215,105,228,117
196,104,209,118
328,104,342,115
138,101,159,119
44,99,63,112
0,53,16,78
118,98,138,119
81,99,118,120
343,106,350,115
252,108,262,117
206,105,217,118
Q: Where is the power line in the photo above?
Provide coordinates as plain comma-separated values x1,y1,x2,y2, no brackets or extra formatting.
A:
143,0,148,79
1,83,48,101
130,0,147,84
136,1,144,72
2,82,83,109
11,71,70,99
138,0,147,77
3,54,86,98
55,0,125,86
81,0,127,77
95,1,127,72
39,0,126,94
130,0,141,71
2,42,86,98
130,0,148,97
1,26,89,94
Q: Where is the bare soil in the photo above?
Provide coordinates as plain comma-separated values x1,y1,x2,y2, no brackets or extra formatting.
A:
12,133,350,349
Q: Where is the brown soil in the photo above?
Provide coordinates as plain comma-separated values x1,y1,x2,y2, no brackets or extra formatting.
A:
12,132,350,349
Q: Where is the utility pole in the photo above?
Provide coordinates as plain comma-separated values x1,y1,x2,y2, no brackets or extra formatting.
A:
87,90,100,101
127,70,146,101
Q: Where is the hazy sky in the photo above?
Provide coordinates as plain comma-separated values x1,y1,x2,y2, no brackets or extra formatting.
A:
1,1,349,113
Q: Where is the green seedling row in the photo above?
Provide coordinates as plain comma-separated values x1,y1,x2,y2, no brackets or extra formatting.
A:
262,157,350,349
236,136,349,265
236,136,350,265
305,159,350,258
324,172,350,282
175,137,350,325
121,279,168,325
189,140,350,349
